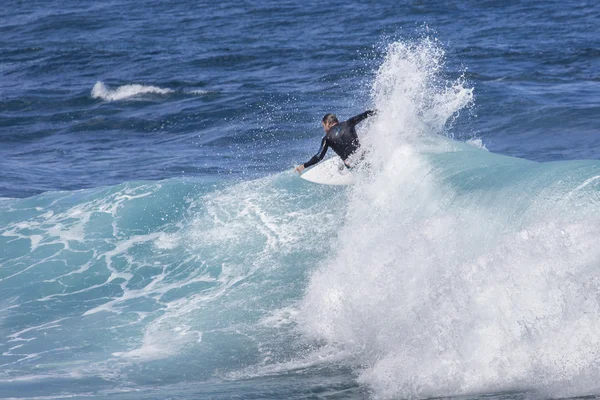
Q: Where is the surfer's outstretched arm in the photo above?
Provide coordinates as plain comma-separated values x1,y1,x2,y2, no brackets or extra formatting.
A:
295,136,328,173
348,110,376,126
304,136,328,168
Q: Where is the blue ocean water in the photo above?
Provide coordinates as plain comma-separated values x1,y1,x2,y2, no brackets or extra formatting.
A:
2,1,600,399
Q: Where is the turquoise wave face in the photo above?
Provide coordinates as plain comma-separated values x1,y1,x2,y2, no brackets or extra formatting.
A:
0,174,348,397
2,143,600,399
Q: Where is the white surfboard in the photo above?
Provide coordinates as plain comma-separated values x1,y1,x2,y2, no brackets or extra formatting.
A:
300,157,355,186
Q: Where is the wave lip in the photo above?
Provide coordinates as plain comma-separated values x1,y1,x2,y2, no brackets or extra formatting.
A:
300,36,600,400
91,81,174,101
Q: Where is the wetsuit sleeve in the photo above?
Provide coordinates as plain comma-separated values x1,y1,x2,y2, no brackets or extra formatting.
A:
347,110,376,126
303,136,328,168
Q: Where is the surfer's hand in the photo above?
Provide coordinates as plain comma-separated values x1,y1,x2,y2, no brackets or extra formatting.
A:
295,165,305,174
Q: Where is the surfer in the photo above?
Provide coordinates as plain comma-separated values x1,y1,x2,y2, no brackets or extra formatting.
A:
295,110,376,173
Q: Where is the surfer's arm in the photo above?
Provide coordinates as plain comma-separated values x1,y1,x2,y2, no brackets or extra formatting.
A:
303,136,329,169
348,110,376,126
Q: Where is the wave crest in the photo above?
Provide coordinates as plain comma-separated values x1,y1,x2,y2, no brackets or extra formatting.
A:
300,37,600,399
91,81,174,101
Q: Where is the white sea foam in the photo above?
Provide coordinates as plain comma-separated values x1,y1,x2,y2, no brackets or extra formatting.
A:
91,81,173,101
300,38,600,399
103,175,343,364
466,137,488,150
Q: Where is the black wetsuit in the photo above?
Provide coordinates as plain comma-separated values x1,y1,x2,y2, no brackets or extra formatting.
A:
303,110,375,168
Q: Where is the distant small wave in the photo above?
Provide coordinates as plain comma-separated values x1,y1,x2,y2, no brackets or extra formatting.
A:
91,81,174,101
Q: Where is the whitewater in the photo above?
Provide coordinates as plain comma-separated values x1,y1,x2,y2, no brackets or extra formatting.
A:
2,37,600,400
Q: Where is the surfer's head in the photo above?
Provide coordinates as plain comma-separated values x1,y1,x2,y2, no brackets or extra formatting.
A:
322,113,339,131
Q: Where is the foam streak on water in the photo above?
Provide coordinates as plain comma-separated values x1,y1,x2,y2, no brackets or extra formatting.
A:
91,81,174,101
